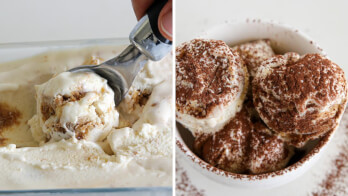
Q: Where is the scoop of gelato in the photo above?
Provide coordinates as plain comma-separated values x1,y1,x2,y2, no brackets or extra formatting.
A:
194,107,293,174
232,39,275,78
253,53,348,147
29,71,119,143
176,39,249,136
248,122,293,174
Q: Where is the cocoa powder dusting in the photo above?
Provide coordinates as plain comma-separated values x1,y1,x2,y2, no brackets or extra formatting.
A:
176,39,246,118
311,116,348,196
176,160,206,196
198,108,252,174
194,105,293,175
253,53,348,146
232,39,275,78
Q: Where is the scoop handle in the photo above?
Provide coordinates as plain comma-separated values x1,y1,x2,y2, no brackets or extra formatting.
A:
146,0,171,44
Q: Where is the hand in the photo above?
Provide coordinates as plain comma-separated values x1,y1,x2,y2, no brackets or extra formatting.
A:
131,0,172,41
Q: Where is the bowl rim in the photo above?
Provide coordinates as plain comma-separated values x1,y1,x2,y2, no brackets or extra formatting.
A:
195,18,327,57
176,127,334,181
175,18,336,181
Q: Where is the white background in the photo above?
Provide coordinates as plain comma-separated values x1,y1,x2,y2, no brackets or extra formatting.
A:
0,0,346,69
0,0,135,43
176,0,348,75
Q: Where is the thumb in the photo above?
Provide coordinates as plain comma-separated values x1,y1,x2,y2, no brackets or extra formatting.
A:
158,1,172,41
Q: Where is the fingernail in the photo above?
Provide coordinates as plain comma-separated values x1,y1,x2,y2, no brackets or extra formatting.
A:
159,10,172,39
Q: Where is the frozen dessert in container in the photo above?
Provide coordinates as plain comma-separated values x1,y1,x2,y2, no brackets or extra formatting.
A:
0,44,172,190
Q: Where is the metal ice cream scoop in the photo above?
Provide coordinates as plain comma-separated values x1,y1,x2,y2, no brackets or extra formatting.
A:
69,0,172,106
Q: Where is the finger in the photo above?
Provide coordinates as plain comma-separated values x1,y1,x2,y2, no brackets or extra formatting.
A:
158,0,172,41
131,0,154,20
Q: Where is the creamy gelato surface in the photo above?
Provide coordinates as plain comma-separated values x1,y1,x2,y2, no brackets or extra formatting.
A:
0,45,172,190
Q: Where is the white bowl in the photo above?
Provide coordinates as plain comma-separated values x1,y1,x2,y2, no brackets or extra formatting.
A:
176,19,335,189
